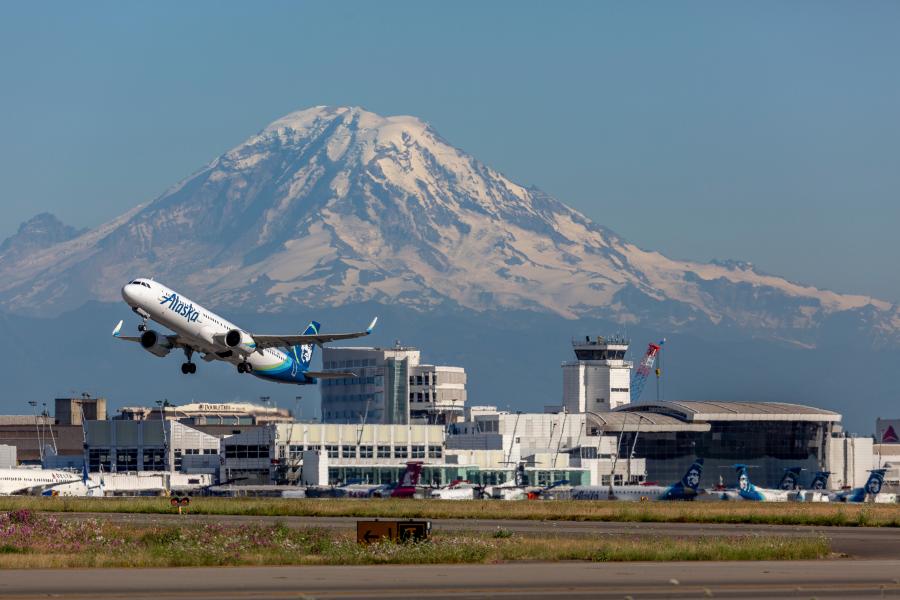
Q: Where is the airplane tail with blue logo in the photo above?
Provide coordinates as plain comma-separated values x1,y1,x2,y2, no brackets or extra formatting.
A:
863,469,886,497
680,458,704,492
778,467,802,490
809,471,830,491
292,321,320,371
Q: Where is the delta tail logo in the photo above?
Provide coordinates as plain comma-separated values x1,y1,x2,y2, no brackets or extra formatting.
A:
159,293,201,323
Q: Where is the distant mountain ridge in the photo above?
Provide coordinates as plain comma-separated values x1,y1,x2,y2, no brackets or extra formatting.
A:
1,105,897,347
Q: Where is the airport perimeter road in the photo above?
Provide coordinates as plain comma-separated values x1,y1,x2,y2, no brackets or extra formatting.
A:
58,512,900,559
1,561,900,599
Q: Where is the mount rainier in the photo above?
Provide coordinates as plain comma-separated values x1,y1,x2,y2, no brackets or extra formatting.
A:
0,105,896,348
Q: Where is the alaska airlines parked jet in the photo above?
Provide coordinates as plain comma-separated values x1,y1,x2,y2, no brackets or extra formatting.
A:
831,469,896,503
572,459,705,501
113,278,376,383
720,465,801,502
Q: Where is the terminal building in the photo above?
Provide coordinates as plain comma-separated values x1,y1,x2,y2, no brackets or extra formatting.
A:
116,402,293,425
615,401,855,489
320,344,466,425
219,422,450,485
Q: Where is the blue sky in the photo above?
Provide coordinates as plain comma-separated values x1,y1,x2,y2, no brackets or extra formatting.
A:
1,1,898,301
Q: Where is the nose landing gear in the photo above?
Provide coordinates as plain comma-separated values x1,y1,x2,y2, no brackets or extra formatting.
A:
237,361,252,374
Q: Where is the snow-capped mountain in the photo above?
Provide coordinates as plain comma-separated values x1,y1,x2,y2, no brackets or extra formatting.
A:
1,106,897,345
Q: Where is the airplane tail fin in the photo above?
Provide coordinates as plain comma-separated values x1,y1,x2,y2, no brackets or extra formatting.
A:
810,471,831,491
680,458,704,491
399,461,423,488
779,467,803,490
292,321,320,371
731,464,753,491
864,469,886,496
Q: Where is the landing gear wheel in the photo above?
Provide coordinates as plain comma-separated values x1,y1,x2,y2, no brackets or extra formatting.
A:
138,323,147,332
237,362,251,374
181,348,196,374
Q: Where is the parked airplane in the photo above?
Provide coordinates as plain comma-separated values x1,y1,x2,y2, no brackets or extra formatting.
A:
114,278,376,383
0,464,96,496
325,462,425,498
831,469,896,503
719,465,801,502
571,459,705,501
430,480,482,500
43,464,105,497
794,471,831,502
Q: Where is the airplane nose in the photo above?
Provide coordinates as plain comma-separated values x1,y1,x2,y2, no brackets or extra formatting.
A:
121,283,137,305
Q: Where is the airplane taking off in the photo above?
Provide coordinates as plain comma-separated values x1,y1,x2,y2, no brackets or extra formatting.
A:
113,278,376,384
571,458,705,501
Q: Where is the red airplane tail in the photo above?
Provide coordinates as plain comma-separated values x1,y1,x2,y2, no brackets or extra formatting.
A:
391,461,423,498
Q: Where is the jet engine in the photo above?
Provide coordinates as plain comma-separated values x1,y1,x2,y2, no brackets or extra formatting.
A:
224,328,256,353
140,330,174,357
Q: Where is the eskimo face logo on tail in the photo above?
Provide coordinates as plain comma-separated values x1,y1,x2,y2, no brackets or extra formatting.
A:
299,344,313,365
685,468,700,488
866,475,883,495
738,473,750,492
159,293,201,323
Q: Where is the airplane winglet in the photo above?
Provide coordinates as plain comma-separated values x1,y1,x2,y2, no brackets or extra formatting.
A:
366,316,378,334
112,320,123,337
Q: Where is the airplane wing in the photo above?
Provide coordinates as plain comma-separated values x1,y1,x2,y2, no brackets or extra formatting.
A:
111,320,143,342
303,371,358,380
111,320,194,351
252,317,377,350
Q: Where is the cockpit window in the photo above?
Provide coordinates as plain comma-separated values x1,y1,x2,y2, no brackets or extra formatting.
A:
130,280,151,288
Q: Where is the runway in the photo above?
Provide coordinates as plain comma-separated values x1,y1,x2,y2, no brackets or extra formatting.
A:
58,511,900,559
1,560,899,599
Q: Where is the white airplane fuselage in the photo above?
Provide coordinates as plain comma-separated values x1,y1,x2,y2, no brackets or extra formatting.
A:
0,468,81,495
121,279,308,384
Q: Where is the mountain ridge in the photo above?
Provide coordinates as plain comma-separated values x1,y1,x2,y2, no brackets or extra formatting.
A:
0,105,896,348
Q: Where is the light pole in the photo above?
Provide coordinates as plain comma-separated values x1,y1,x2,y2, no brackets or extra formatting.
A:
43,402,58,456
28,401,43,463
155,399,169,471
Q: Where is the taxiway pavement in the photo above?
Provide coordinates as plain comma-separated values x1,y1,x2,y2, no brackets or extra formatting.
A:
1,560,900,599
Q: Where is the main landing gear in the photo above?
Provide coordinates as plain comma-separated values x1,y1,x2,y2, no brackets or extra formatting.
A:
236,361,252,374
181,348,197,375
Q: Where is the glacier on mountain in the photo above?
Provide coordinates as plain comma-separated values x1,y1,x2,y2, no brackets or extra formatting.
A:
0,105,896,346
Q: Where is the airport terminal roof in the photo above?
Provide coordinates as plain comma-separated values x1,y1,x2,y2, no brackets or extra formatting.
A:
585,411,710,433
617,401,841,423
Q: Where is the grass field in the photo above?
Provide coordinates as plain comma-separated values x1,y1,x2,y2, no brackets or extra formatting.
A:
0,496,898,527
0,509,829,568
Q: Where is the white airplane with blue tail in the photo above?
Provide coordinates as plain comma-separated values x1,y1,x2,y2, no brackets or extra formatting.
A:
572,458,705,501
113,278,376,384
719,465,802,502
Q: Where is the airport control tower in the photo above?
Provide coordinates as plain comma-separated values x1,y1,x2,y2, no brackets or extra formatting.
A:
562,336,633,413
